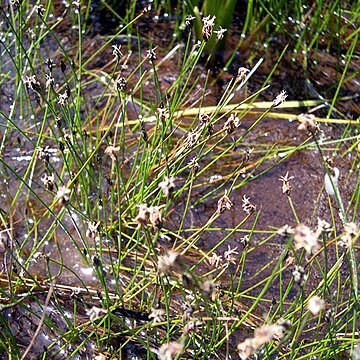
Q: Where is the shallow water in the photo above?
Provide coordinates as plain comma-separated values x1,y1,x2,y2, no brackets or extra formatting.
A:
0,2,359,358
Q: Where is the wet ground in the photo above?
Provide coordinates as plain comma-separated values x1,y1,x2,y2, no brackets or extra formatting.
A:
0,1,359,358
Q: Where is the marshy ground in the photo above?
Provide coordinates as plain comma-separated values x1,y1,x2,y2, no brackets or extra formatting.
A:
0,1,359,359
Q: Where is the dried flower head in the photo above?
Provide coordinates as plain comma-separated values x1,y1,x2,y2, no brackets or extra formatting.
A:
279,171,294,196
202,279,218,300
158,176,176,197
45,58,55,71
149,307,165,324
202,15,216,41
292,265,307,286
115,77,126,91
224,245,238,264
72,1,80,12
217,192,233,213
316,218,332,235
86,306,107,322
297,114,318,134
237,67,250,82
148,205,165,228
86,221,100,240
223,114,241,134
307,295,325,316
152,341,184,360
41,173,55,191
147,48,157,61
112,44,123,61
294,224,319,255
24,75,41,92
184,15,196,29
242,195,256,215
237,322,287,360
206,252,223,268
186,131,199,148
134,204,150,227
37,145,50,162
199,113,210,126
43,75,53,91
157,249,181,276
11,0,21,9
237,338,255,360
277,224,295,238
58,92,69,107
253,324,286,347
214,26,227,41
339,222,359,248
36,4,45,17
56,185,71,206
188,157,200,174
240,235,250,248
104,145,120,161
157,107,169,122
273,90,287,107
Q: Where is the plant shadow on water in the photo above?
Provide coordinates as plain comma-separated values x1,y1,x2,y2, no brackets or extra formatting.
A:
0,1,359,358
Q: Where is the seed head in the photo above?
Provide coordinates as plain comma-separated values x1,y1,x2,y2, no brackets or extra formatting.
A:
242,195,256,215
339,222,359,248
202,279,218,300
217,192,233,213
188,157,200,174
56,185,71,206
294,224,319,255
148,205,164,228
115,77,126,91
223,114,240,134
134,204,150,227
292,265,307,286
297,114,318,134
307,295,325,316
237,67,250,82
86,221,100,240
41,173,55,191
214,26,227,41
112,44,123,61
157,249,181,276
147,48,157,62
58,92,69,107
45,58,55,71
158,176,176,197
36,4,45,17
149,307,165,324
184,15,196,29
273,90,287,107
86,306,107,322
202,15,216,41
206,252,223,268
157,107,169,122
45,73,54,89
237,322,287,360
37,146,50,162
152,341,184,360
279,171,294,196
104,145,120,161
24,75,41,92
223,245,238,264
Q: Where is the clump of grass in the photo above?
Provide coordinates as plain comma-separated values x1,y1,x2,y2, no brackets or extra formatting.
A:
0,1,359,359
